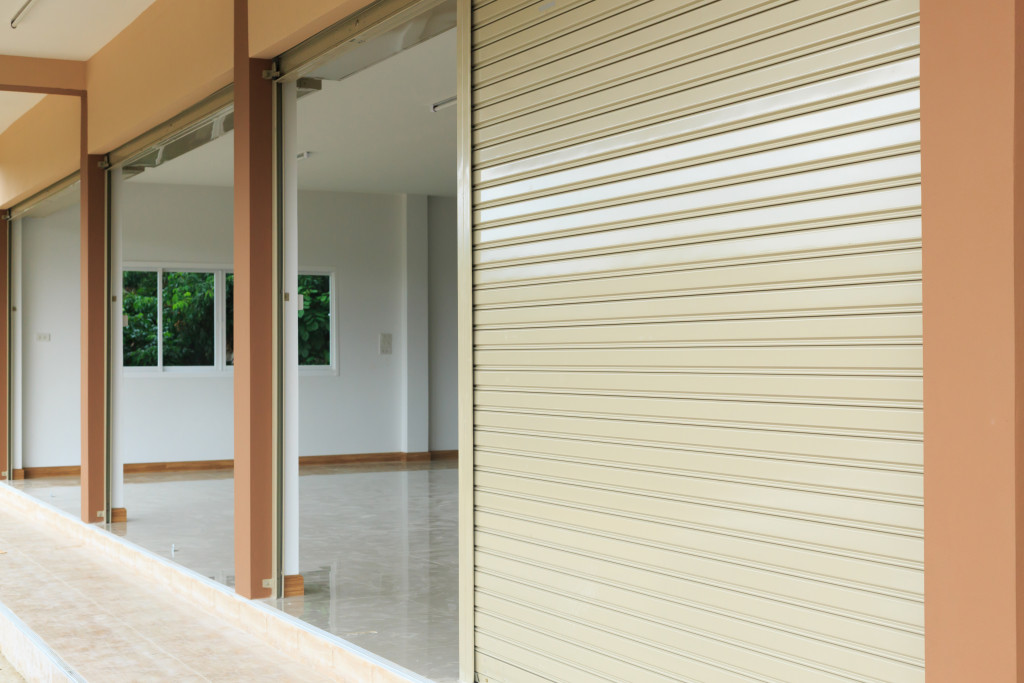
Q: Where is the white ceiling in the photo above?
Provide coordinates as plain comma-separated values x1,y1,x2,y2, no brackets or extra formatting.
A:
299,27,456,196
0,0,157,60
129,28,457,197
0,90,44,132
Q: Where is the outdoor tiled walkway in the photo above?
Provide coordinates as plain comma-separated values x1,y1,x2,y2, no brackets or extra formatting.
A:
0,502,332,682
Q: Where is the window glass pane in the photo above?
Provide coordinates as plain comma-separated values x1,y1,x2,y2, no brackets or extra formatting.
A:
225,273,233,366
162,271,215,366
298,274,331,365
123,270,158,367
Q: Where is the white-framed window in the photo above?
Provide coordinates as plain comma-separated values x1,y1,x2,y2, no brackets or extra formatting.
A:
122,265,336,375
122,266,231,373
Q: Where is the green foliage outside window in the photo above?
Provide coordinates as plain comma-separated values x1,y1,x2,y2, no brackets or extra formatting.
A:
162,271,215,366
124,269,329,368
225,273,234,365
298,274,331,365
123,271,158,367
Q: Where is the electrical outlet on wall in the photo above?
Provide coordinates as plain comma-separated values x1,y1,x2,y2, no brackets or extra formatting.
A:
379,333,392,355
35,333,51,342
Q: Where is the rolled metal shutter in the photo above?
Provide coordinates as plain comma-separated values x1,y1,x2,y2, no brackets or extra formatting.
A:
469,0,922,681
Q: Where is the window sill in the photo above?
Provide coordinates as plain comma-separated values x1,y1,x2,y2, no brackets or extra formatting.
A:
123,368,233,379
298,366,338,377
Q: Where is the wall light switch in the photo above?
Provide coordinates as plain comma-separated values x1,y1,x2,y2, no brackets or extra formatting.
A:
379,333,392,355
36,333,51,342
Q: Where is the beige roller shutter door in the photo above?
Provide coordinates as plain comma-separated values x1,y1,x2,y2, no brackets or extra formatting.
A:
468,0,922,681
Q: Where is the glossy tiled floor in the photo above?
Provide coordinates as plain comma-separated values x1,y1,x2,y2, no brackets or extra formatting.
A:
12,460,459,682
0,498,331,682
280,463,458,682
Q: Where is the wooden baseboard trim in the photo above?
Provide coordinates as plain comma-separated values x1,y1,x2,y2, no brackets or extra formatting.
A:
22,465,80,479
298,451,446,466
298,452,404,466
283,574,304,598
430,450,458,460
110,507,127,523
404,451,431,462
20,451,460,479
125,460,234,474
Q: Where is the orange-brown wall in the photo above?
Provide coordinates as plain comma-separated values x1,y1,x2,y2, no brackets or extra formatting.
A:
0,95,79,208
0,0,377,207
248,0,374,58
922,0,1023,679
80,0,378,153
85,0,234,155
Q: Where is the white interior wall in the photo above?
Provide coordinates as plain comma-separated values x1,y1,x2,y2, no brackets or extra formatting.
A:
297,190,406,456
428,196,458,452
120,183,234,463
21,203,81,468
298,191,456,456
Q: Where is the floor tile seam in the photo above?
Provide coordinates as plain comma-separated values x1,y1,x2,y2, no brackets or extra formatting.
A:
75,614,220,682
0,592,86,683
5,477,457,682
0,534,222,682
53,531,332,679
0,506,313,679
0,572,216,682
0,537,127,589
0,547,110,610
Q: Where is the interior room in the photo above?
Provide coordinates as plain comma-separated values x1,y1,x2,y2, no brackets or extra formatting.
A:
12,16,457,682
112,113,238,585
278,20,458,683
10,116,240,585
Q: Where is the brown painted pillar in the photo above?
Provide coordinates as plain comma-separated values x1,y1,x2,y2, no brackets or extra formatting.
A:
233,0,275,600
80,94,107,524
0,214,8,481
922,0,1024,679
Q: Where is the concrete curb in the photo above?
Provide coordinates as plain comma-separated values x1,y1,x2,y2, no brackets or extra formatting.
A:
0,599,84,683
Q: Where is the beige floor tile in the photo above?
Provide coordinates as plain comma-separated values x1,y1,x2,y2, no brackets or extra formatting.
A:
9,460,459,681
0,504,333,683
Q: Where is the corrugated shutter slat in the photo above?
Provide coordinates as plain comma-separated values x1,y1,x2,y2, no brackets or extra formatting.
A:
470,1,922,680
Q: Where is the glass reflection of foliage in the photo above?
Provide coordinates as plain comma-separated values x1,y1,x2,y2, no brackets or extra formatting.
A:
298,274,331,366
161,271,215,366
225,273,234,366
123,270,158,367
224,272,329,366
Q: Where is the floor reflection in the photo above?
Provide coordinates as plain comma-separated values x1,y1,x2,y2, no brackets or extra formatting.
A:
278,460,458,682
8,475,81,516
7,459,458,682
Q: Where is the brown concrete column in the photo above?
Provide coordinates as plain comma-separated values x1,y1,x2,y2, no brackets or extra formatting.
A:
233,0,275,600
80,94,107,524
0,214,8,481
922,0,1024,679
